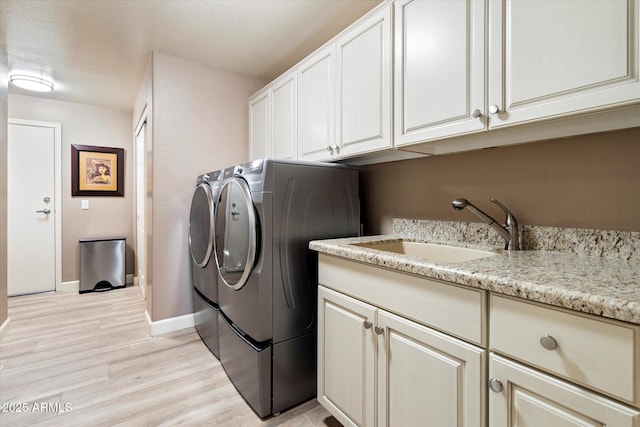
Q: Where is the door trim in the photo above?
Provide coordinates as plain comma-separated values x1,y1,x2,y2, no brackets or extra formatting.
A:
135,111,148,299
8,118,62,292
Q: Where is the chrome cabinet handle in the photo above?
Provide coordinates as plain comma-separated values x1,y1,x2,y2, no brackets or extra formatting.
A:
374,326,384,335
36,208,51,214
472,109,482,118
489,378,503,393
488,104,500,115
540,335,558,351
363,320,372,329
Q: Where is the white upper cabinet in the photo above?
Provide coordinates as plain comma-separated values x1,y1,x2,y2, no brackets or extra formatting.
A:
394,0,486,145
251,0,640,163
249,89,269,161
270,71,297,159
488,0,640,128
298,45,336,161
249,72,296,161
336,4,392,157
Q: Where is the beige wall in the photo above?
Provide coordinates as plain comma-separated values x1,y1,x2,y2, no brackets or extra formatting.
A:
8,94,134,282
0,46,8,329
361,127,640,235
139,52,265,322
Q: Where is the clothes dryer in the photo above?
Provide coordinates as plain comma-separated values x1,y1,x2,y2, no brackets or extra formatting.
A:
214,159,359,417
189,170,222,358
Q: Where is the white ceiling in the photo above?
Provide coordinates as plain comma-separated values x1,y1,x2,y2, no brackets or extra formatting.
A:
1,0,381,111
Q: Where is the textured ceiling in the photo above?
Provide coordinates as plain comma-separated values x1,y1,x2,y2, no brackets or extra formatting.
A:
1,0,381,111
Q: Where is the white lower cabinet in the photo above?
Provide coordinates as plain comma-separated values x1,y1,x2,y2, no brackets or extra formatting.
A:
489,354,640,426
317,255,640,426
489,294,640,426
318,285,485,427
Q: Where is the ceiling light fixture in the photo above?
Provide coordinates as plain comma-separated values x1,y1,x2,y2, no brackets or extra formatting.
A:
9,74,55,92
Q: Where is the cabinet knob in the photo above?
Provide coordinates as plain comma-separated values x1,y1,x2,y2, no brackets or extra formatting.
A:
333,145,340,154
488,104,500,115
363,320,372,329
326,146,333,153
472,109,482,118
540,335,558,350
374,326,384,335
488,378,503,393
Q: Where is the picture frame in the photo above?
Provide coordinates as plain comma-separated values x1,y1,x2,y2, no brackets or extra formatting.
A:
71,144,124,197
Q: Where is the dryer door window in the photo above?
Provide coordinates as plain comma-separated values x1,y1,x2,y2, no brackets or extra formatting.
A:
214,178,257,290
189,183,214,267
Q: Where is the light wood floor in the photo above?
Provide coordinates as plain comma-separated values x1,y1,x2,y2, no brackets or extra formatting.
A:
0,286,341,426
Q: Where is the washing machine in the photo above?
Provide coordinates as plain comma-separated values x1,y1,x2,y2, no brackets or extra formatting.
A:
189,170,222,358
213,159,360,417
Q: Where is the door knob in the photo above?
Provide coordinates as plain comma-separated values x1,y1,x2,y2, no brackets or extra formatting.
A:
36,208,51,214
488,378,503,393
540,335,558,350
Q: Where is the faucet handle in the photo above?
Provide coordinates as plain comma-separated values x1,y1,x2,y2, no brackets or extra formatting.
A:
490,198,520,250
489,198,517,227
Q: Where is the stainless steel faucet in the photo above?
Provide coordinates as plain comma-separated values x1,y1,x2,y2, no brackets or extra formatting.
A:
452,198,520,250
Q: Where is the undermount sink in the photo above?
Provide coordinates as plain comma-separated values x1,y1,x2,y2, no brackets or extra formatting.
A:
355,240,498,263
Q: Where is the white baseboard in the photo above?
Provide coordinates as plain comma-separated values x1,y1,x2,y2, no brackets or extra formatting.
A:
60,280,79,293
60,274,134,293
0,316,11,341
145,310,195,336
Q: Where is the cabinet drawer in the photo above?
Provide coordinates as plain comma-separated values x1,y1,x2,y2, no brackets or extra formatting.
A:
490,294,640,406
319,254,486,345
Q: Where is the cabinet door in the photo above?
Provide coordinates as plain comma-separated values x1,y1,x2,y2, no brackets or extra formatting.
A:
394,0,486,146
249,90,269,161
318,286,376,427
336,4,392,157
377,310,486,427
489,354,640,427
298,45,335,161
270,71,297,160
488,0,640,128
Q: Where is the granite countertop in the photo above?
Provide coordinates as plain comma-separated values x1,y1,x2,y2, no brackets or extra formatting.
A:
309,233,640,326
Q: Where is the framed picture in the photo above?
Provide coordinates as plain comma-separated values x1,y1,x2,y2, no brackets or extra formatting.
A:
71,144,124,197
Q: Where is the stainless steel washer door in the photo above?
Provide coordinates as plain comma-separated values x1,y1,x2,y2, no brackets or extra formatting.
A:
214,177,257,290
189,183,214,268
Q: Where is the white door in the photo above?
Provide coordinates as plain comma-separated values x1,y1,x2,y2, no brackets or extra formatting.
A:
298,45,336,161
336,3,392,156
249,90,269,161
377,309,486,427
317,286,376,427
136,121,146,297
488,0,640,128
7,119,62,296
271,71,297,160
394,0,486,145
489,354,640,426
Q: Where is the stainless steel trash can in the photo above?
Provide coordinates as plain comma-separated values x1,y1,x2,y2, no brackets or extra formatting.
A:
79,237,126,293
